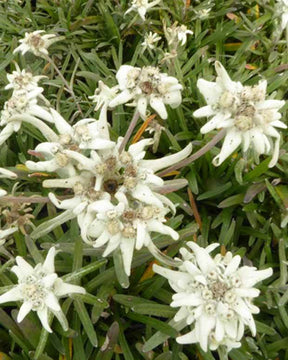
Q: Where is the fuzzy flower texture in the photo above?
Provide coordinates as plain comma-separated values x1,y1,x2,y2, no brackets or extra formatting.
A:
154,242,272,352
125,0,161,21
109,65,183,120
194,62,286,167
0,247,85,332
24,72,191,277
13,30,62,57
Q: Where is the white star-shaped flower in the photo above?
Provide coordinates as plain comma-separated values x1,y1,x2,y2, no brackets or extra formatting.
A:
44,137,191,210
0,90,54,146
166,23,193,47
26,108,114,178
109,65,183,119
153,242,273,352
125,0,161,21
89,81,119,111
87,196,178,276
13,30,62,57
5,63,46,93
42,138,191,245
193,61,286,167
141,32,161,50
0,247,85,332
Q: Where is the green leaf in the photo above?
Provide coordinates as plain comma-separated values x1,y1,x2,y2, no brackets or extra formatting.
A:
113,249,130,289
118,329,134,360
74,298,98,347
128,313,178,338
197,182,232,200
218,193,245,208
62,258,107,282
143,319,186,352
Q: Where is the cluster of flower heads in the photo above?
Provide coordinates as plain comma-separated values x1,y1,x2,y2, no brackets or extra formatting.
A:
154,242,272,351
194,61,286,167
0,61,54,146
26,106,192,276
0,25,283,354
0,247,85,332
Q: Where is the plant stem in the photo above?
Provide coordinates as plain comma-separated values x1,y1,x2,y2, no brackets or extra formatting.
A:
45,55,83,116
118,110,140,153
0,195,73,204
157,129,226,177
218,346,229,360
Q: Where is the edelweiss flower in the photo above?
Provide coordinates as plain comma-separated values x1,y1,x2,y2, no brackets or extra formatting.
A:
153,242,272,352
276,0,288,30
141,32,161,50
41,138,191,276
26,108,114,177
0,247,85,332
44,138,191,210
193,61,286,167
0,90,54,146
194,8,212,20
165,23,193,47
125,0,161,21
89,81,119,111
5,63,46,93
13,30,61,57
109,65,183,119
87,196,178,276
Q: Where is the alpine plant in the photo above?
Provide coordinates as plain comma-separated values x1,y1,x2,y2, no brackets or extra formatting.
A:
153,242,273,352
13,30,62,57
109,65,183,120
193,61,286,167
27,106,192,276
0,247,85,332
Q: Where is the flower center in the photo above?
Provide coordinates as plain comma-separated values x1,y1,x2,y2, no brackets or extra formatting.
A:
21,281,46,310
28,34,45,49
219,85,266,132
209,280,229,301
103,179,119,194
140,81,154,95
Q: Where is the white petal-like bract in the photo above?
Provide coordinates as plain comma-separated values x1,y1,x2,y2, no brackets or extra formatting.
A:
0,247,85,332
153,242,272,352
194,61,286,167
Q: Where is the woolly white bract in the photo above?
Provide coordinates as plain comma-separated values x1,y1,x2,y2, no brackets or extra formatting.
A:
193,61,286,167
13,30,61,57
141,32,161,50
26,108,114,178
109,65,183,119
165,23,193,47
125,0,161,21
38,134,191,276
0,64,53,146
89,81,119,111
5,63,46,93
0,247,85,332
153,242,272,352
25,95,191,276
